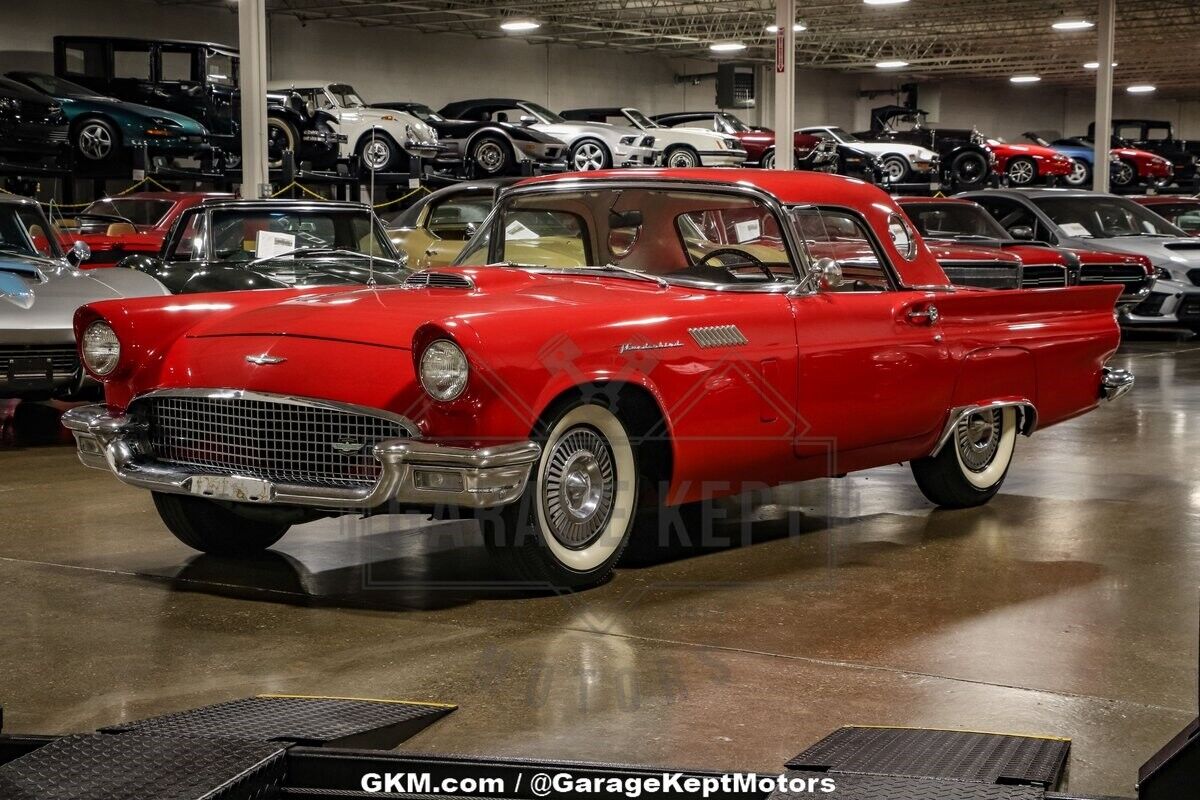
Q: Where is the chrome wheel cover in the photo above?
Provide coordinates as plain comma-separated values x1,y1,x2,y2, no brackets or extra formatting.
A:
956,409,1002,472
760,150,775,169
572,142,606,170
667,148,698,168
475,141,506,173
362,138,392,171
78,122,113,160
883,158,908,181
955,153,986,182
542,426,616,549
1007,159,1035,185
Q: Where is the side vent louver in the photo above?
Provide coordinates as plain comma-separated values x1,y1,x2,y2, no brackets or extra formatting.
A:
404,271,475,290
689,325,749,349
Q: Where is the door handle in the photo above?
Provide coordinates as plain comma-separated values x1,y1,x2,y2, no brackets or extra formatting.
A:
906,305,940,325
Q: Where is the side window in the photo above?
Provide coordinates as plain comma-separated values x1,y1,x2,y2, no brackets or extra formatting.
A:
168,212,203,260
113,47,152,80
160,49,195,82
791,208,892,291
427,194,493,241
501,210,589,267
61,43,105,78
975,198,1048,242
15,208,56,258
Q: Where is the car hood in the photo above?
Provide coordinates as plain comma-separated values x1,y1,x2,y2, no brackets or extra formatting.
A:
923,237,1068,265
1065,236,1200,276
534,120,641,142
62,96,207,133
924,242,1022,263
186,267,680,349
0,259,165,336
850,140,937,160
990,141,1069,160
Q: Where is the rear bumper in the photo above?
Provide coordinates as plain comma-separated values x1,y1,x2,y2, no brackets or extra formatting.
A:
1101,367,1134,401
62,404,541,511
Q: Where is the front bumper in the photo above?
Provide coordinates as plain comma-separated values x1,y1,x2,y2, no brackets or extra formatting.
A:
62,404,541,511
696,150,748,167
1121,281,1200,327
615,144,658,167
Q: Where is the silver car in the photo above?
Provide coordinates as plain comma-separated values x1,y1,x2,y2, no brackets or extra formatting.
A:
438,98,659,171
961,188,1200,331
0,196,168,399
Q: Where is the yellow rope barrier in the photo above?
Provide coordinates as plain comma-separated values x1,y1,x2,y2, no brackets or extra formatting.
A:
0,175,180,210
371,185,430,210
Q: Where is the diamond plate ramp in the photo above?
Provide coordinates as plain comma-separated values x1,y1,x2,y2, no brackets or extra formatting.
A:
769,771,1046,800
0,733,286,800
786,727,1069,788
101,695,456,749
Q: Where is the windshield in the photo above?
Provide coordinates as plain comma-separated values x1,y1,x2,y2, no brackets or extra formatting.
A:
1141,203,1200,234
407,103,441,122
518,101,564,124
718,112,751,133
170,207,396,264
827,127,859,143
624,109,659,129
456,187,799,284
82,198,173,227
328,84,367,108
0,205,62,260
1033,196,1187,238
18,73,99,98
903,203,1009,240
206,50,237,87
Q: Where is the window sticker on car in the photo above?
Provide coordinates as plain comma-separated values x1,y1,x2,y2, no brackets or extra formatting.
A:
505,220,538,240
1059,222,1092,237
255,230,296,258
734,219,761,242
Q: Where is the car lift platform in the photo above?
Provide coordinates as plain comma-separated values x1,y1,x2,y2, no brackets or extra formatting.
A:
2,691,1144,800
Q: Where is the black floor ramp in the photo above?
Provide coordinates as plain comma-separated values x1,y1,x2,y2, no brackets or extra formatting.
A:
0,733,287,800
100,694,457,749
786,726,1071,788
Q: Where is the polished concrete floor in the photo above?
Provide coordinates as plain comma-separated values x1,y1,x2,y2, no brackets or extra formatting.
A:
2,336,1199,797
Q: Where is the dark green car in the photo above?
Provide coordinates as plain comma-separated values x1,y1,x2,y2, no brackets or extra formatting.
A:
6,71,208,166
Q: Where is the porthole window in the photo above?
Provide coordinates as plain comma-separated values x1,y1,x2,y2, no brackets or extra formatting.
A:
888,213,918,261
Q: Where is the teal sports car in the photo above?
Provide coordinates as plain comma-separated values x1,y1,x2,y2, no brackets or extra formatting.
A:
5,71,208,166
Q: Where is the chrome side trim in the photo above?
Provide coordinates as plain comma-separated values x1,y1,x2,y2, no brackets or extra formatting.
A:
930,400,1038,457
689,325,749,348
1101,367,1134,401
62,397,541,511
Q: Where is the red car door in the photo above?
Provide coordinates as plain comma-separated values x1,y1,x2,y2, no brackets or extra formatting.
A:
787,208,956,463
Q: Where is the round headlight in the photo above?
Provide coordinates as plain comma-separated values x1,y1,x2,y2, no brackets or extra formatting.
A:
81,320,120,376
419,340,468,401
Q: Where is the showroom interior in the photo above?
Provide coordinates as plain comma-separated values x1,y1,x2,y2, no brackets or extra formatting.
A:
2,1,1200,799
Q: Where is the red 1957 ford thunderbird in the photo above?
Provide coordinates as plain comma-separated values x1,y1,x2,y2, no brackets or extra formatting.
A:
63,168,1134,590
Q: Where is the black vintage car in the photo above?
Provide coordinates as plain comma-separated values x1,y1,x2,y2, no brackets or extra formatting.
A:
117,199,408,293
1094,119,1200,187
0,76,69,166
52,36,340,169
855,104,995,189
373,101,565,177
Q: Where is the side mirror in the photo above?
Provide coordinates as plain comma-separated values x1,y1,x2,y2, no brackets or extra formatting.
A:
519,115,537,127
464,221,479,238
810,256,843,289
66,240,91,267
1009,225,1034,241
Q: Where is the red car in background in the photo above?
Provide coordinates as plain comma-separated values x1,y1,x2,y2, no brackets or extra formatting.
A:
985,139,1075,187
899,196,1154,306
1130,195,1200,235
65,191,231,267
650,111,835,170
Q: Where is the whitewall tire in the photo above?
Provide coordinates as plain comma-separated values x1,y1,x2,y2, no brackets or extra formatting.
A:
911,406,1017,508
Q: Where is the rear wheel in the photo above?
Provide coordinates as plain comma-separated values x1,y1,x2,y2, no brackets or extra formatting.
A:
1065,158,1091,187
74,118,120,164
152,492,291,555
470,134,512,175
911,406,1017,508
759,148,776,169
1005,157,1038,186
481,403,638,591
266,116,298,168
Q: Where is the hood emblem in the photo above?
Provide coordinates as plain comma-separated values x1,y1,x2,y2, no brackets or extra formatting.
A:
332,440,366,454
246,354,286,365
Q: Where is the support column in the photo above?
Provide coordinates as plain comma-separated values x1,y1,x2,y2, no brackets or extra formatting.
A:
238,0,270,198
1093,0,1116,191
773,0,796,171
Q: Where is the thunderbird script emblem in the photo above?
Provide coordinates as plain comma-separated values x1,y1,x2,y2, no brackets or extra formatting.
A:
245,354,287,365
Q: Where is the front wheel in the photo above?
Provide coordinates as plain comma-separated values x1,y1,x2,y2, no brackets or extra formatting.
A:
152,492,291,555
357,133,399,173
481,403,638,591
910,406,1017,508
759,148,776,169
881,155,910,183
1065,158,1091,187
266,116,299,168
663,145,700,168
470,134,511,175
74,118,120,164
1005,157,1037,186
569,138,612,171
1110,159,1137,189
950,150,989,188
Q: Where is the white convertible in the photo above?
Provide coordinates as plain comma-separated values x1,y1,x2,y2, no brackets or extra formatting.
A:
798,125,939,184
560,107,747,167
270,80,439,173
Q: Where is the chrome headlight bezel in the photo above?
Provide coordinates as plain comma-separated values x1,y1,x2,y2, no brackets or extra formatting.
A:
419,339,469,401
81,320,120,377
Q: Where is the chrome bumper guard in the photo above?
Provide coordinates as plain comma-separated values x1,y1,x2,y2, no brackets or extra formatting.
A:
1101,367,1135,402
62,405,540,511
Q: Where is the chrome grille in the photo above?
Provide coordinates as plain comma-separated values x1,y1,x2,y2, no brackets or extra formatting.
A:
941,262,1021,290
0,345,78,381
1020,264,1068,287
404,270,475,289
139,394,412,489
1079,264,1151,298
